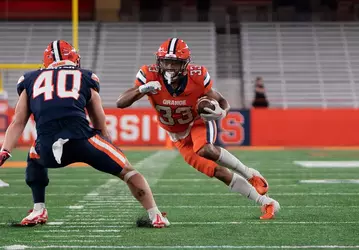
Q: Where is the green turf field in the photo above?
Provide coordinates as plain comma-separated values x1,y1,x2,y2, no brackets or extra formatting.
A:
1,149,359,250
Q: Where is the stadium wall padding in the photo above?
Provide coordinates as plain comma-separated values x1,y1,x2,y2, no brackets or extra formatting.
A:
7,108,359,147
251,109,359,146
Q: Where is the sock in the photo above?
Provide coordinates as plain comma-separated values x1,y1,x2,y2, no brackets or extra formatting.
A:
229,173,272,206
33,203,45,211
147,206,161,221
31,184,46,204
216,148,252,179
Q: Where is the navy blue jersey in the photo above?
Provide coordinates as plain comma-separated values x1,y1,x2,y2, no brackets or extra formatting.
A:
17,65,100,140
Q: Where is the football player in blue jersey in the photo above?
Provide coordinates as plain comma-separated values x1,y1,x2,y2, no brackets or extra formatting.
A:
0,40,169,228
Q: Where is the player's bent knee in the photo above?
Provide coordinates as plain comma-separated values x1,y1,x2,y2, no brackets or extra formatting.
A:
197,144,220,161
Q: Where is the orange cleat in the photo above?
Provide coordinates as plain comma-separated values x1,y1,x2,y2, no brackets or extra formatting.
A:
260,201,280,220
248,175,269,195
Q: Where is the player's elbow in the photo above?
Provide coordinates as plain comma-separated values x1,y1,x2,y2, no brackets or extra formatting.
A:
116,98,131,109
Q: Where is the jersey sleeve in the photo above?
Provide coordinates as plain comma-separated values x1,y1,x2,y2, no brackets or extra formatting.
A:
202,66,213,94
17,71,33,96
88,72,100,93
134,65,148,87
16,75,26,96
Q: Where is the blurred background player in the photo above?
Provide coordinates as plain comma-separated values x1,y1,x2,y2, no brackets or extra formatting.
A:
0,40,169,228
116,38,280,219
252,77,269,108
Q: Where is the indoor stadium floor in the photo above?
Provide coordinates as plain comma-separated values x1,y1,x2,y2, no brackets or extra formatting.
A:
1,148,359,249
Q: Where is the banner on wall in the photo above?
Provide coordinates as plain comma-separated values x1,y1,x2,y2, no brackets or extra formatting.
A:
8,108,250,147
216,110,250,146
250,109,359,146
10,108,359,147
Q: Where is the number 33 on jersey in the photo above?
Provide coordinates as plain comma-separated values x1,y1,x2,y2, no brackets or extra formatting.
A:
134,64,213,133
17,65,100,127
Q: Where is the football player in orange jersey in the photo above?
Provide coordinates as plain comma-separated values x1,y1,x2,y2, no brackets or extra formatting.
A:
117,38,280,219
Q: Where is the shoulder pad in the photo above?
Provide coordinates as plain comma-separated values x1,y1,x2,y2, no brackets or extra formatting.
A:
136,64,159,84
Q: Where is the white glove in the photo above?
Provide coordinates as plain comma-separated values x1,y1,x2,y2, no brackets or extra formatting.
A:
138,81,161,94
200,100,226,121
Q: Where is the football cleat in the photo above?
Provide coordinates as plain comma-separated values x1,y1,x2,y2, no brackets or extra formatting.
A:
20,208,48,226
248,175,269,195
260,200,280,220
0,179,9,187
152,212,170,228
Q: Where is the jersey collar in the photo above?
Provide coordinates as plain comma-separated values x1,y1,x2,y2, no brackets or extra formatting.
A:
163,75,188,97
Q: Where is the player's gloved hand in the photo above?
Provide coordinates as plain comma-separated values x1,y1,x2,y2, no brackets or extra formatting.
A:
200,100,226,121
138,81,161,94
0,150,11,167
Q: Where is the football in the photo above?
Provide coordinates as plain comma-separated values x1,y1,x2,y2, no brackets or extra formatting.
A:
197,97,216,114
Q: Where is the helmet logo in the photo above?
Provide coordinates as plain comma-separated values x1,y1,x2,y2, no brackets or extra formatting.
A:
158,47,166,52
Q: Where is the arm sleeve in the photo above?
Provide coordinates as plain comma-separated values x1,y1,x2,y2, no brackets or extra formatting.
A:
134,66,148,87
202,66,213,94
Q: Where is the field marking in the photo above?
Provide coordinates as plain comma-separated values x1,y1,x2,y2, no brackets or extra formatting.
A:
50,220,359,225
47,222,64,225
42,235,121,238
3,245,359,249
4,245,28,250
300,179,359,184
2,162,88,168
51,150,178,228
46,225,126,228
4,192,359,197
4,220,358,227
294,161,359,168
147,205,359,209
68,205,84,209
151,192,359,196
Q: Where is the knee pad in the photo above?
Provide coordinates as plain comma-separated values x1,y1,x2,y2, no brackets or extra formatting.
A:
25,159,49,187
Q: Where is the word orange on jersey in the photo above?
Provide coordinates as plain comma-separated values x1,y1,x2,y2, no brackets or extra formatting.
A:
134,64,213,133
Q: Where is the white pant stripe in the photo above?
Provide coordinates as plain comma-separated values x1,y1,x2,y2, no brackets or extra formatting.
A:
90,137,126,164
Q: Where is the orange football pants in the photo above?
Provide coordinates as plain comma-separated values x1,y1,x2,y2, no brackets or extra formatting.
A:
174,119,218,177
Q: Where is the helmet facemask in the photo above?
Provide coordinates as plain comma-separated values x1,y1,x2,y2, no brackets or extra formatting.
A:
157,57,189,85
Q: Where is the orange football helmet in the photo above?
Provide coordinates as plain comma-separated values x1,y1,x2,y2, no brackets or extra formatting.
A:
43,40,81,68
156,38,191,83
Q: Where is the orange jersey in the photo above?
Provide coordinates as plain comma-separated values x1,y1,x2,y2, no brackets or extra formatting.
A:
134,64,213,133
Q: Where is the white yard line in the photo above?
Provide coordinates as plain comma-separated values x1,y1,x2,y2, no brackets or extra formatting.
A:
47,150,178,229
44,220,359,225
3,245,359,249
45,225,125,228
68,205,84,209
1,204,359,213
5,192,358,197
294,161,359,168
300,180,359,184
42,235,121,238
